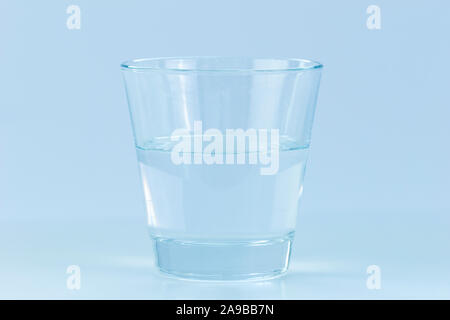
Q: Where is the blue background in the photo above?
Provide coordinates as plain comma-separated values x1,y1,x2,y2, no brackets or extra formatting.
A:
0,0,449,298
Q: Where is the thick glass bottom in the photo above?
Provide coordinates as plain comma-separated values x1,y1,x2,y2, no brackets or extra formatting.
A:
152,233,294,281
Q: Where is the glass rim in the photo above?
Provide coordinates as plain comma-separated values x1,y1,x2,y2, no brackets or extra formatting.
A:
120,56,323,73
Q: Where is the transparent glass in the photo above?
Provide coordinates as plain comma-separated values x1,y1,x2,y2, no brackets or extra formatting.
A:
121,57,323,280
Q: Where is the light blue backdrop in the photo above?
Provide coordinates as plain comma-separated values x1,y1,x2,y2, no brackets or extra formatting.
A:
0,0,449,298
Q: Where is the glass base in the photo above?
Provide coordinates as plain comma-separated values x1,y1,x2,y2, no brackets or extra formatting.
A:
152,233,294,281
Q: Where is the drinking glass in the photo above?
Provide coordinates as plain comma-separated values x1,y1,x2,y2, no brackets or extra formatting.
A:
121,57,323,280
